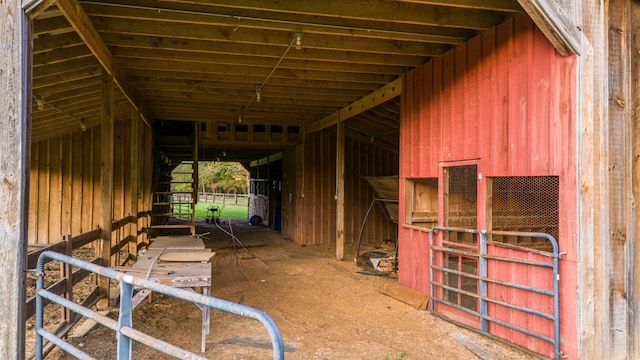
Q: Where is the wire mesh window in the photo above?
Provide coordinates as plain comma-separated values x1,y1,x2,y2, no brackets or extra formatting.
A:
446,165,477,231
490,176,559,252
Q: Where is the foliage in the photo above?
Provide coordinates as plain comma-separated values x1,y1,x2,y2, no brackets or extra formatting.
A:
199,162,249,194
171,161,249,194
383,351,407,360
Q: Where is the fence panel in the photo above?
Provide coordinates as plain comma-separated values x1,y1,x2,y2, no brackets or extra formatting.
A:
429,226,562,359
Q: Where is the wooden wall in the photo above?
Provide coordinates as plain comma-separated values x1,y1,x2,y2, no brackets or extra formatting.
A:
398,14,577,358
282,128,398,246
28,117,153,245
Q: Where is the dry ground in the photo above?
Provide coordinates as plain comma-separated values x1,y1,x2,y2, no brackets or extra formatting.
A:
37,219,535,360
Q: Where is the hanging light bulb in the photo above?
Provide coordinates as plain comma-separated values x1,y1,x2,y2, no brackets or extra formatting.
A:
294,30,303,50
256,89,262,102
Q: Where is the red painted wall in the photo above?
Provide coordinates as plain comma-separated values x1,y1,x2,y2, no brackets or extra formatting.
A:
399,14,577,358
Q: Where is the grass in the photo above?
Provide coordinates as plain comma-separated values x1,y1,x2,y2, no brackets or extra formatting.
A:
194,202,248,220
384,351,407,360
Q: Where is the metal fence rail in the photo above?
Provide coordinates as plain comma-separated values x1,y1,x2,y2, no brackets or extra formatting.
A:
429,226,562,360
35,251,284,360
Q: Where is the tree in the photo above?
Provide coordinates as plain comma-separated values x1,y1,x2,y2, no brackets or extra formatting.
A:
172,161,249,194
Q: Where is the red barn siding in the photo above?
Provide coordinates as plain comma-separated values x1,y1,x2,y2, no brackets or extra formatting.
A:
399,14,577,358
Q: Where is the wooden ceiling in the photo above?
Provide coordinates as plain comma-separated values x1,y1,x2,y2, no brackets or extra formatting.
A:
30,0,523,162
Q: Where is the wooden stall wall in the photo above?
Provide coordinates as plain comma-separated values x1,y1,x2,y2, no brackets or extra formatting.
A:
281,146,298,241
288,128,398,246
398,14,577,358
28,117,153,246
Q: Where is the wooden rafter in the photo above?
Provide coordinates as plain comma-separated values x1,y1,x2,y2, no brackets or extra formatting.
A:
305,77,403,134
54,0,151,126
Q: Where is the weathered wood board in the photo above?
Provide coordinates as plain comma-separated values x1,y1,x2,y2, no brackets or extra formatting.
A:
149,236,205,250
159,251,215,263
381,282,429,310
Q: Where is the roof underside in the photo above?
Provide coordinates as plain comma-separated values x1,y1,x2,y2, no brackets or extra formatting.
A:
31,0,523,163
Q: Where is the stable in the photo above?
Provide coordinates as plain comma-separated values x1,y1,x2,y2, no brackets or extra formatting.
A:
1,1,639,360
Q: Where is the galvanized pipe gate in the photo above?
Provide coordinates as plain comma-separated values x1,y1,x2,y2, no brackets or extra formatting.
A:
34,251,284,360
429,226,562,360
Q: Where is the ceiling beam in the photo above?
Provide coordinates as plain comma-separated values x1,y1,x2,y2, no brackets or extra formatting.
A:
94,18,451,57
305,77,403,134
82,2,471,45
516,0,581,56
100,33,429,67
154,0,508,30
23,0,58,19
394,0,521,12
54,0,152,126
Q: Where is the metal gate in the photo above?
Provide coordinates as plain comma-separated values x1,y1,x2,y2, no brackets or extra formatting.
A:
429,226,563,360
34,251,284,360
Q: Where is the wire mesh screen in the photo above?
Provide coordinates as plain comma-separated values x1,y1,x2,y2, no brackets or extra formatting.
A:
490,176,559,252
446,165,477,229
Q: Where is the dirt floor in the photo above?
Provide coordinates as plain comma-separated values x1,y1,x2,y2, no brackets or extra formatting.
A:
34,219,536,360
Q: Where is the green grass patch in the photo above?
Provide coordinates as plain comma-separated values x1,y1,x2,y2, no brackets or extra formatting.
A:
194,202,248,220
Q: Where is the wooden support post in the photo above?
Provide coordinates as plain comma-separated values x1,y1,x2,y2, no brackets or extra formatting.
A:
576,2,609,359
336,122,345,260
295,141,305,244
631,3,640,358
99,69,114,309
62,235,73,324
129,109,139,262
192,122,199,235
0,4,31,358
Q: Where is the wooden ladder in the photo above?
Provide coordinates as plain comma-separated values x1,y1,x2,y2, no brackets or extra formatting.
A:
150,133,199,236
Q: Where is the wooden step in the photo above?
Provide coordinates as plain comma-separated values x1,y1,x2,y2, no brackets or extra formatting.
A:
150,224,195,229
150,213,174,217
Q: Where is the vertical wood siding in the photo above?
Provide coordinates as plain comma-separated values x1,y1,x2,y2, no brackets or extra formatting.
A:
28,119,153,244
399,14,577,358
289,129,398,245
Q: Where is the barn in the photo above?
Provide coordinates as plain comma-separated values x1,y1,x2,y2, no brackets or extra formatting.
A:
1,1,638,359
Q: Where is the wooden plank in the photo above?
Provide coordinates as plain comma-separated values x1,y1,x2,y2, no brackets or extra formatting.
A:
381,282,429,310
62,135,73,235
49,136,62,242
604,0,631,357
37,140,50,244
159,251,215,263
295,142,304,244
575,2,613,360
98,69,114,309
148,236,205,250
450,332,498,360
631,3,640,359
336,122,345,260
28,142,40,243
130,109,139,261
0,5,31,350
